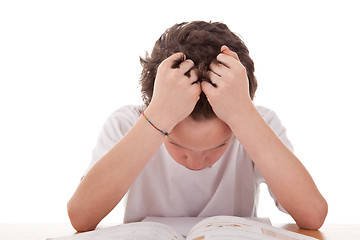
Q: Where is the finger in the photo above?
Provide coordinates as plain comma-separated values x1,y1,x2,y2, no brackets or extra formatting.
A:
192,81,202,98
162,52,186,68
221,45,240,61
207,70,221,86
188,68,199,82
200,81,215,100
179,59,195,74
217,52,243,69
200,80,212,93
209,61,226,76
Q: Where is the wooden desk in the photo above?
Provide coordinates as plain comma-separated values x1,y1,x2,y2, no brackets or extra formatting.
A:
0,223,359,240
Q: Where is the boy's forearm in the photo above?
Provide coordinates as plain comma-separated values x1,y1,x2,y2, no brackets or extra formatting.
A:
67,108,169,232
228,104,327,230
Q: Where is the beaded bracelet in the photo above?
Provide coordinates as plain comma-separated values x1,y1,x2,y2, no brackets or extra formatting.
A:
142,112,170,137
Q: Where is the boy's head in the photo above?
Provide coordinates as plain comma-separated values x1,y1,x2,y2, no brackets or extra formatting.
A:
140,21,257,121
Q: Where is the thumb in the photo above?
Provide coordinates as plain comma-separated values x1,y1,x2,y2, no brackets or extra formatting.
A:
221,45,240,61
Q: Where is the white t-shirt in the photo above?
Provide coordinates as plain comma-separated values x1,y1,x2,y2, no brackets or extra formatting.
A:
85,105,294,223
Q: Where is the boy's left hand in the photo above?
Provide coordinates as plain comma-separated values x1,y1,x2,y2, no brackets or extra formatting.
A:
201,45,253,125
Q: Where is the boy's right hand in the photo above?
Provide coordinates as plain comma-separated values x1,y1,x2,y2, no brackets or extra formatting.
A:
145,52,201,132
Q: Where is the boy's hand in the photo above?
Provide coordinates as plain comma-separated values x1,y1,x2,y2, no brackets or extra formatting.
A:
201,45,253,126
147,52,201,130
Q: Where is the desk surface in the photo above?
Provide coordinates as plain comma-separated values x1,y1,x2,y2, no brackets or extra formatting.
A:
274,224,360,240
0,223,359,240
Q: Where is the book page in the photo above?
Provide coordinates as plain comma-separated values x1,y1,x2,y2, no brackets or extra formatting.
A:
143,217,207,237
47,222,185,240
186,216,317,240
142,216,271,237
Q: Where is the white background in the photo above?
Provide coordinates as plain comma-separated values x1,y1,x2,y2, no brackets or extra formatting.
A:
0,0,359,225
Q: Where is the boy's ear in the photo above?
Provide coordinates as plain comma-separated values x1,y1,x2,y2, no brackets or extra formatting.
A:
221,45,240,61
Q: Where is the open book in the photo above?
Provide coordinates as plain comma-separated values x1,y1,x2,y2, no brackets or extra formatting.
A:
48,216,317,240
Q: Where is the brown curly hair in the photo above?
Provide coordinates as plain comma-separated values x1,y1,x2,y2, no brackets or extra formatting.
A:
139,21,257,121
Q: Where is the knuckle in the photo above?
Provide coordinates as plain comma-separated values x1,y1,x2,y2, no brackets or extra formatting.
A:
184,60,194,69
185,58,194,64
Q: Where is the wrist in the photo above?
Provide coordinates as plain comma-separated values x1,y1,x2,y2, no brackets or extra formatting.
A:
143,104,177,134
226,101,257,130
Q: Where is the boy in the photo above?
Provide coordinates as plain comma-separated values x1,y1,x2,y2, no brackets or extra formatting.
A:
67,21,328,232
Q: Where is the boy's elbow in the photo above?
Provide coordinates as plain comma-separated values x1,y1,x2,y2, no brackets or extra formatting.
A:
296,198,328,230
67,199,97,232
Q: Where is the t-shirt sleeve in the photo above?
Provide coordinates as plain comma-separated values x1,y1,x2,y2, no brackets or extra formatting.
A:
82,105,141,177
254,106,294,214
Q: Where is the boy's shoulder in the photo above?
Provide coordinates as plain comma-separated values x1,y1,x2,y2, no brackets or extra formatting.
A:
111,104,143,116
255,105,277,118
101,105,143,132
255,105,287,135
109,105,143,120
